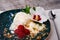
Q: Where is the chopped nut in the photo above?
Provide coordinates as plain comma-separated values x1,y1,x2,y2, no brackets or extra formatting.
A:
37,36,41,40
4,28,7,32
42,33,46,36
6,33,12,38
7,33,10,36
9,35,12,38
3,31,6,34
3,34,7,36
7,35,12,38
30,33,35,38
26,37,28,40
33,28,36,30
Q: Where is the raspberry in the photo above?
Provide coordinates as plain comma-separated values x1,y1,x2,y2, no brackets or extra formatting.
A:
18,32,25,38
25,29,30,35
18,25,25,32
14,29,19,35
14,29,25,38
14,25,30,38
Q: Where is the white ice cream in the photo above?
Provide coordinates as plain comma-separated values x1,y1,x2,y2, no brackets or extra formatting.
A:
9,12,31,30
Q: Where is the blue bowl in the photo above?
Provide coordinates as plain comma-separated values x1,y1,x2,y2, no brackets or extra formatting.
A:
0,9,50,40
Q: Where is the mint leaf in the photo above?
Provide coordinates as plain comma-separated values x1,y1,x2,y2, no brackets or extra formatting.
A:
21,6,30,14
25,6,30,13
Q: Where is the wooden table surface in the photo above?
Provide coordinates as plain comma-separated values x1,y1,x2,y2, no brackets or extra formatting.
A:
0,0,60,11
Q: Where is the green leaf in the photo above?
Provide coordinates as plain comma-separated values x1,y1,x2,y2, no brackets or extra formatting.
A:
25,6,30,13
21,6,30,14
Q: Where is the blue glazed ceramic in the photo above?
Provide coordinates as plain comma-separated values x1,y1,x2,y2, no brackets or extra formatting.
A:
0,9,50,40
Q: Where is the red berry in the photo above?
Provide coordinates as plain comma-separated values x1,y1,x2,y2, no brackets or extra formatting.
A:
18,32,25,38
33,15,36,19
14,25,30,38
25,29,30,35
14,29,25,38
38,15,41,21
14,29,20,35
18,25,25,32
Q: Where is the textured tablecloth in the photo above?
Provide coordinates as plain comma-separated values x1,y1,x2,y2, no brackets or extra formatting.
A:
53,9,60,39
0,9,60,40
0,0,60,11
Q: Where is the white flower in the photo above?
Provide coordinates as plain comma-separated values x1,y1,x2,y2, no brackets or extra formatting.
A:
30,7,48,23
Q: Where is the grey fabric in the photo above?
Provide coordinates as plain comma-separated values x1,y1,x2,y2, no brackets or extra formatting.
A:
0,0,60,11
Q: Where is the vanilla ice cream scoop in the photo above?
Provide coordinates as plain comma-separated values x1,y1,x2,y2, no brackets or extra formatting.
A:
9,12,31,30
